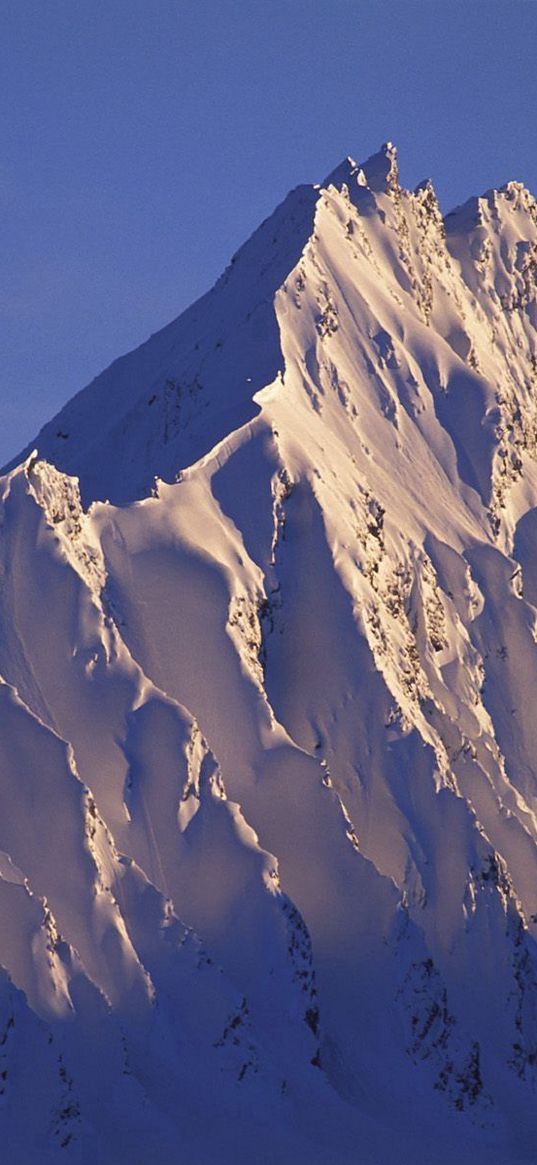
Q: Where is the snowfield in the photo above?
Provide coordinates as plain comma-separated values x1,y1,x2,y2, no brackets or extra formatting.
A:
2,143,537,1162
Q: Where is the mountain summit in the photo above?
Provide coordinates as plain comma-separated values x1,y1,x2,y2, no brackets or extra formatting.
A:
2,145,537,1163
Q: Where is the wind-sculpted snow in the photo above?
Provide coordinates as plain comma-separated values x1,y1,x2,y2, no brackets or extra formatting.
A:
2,144,537,1162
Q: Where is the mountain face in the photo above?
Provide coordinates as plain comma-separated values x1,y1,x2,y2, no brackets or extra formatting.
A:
2,143,537,1163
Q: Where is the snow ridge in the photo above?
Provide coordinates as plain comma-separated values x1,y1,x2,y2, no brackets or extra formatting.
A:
2,143,537,1162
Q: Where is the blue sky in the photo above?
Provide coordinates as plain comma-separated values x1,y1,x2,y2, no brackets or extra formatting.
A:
2,0,537,465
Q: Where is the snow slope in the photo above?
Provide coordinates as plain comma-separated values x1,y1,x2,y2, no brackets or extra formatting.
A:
3,143,537,1162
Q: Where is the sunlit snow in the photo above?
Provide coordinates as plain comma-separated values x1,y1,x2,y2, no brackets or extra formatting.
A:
1,143,537,1163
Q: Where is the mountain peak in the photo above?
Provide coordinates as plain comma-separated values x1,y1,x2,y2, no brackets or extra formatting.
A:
324,142,399,196
360,140,399,192
2,144,537,1161
323,153,366,191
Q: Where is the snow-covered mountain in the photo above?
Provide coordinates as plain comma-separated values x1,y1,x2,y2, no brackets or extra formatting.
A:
2,142,537,1163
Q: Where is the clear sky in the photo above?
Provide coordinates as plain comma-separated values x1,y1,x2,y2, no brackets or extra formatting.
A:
2,0,537,466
